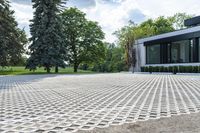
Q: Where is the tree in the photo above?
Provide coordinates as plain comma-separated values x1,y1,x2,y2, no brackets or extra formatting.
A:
0,0,27,67
92,43,128,72
61,8,105,72
153,16,174,34
114,23,138,72
115,16,176,72
168,13,194,30
26,0,67,73
136,17,174,38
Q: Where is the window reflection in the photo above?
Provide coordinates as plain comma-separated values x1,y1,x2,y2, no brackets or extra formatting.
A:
146,44,160,64
171,40,190,63
146,38,200,64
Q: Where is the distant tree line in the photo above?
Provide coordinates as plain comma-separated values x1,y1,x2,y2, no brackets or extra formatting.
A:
0,0,194,73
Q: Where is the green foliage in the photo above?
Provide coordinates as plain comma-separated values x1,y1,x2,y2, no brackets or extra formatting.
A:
134,16,175,39
172,66,178,74
164,67,168,72
141,66,200,74
154,66,160,72
168,13,194,30
144,66,149,72
141,67,145,72
198,66,200,73
87,43,128,72
115,13,192,71
149,66,153,74
192,66,199,73
179,66,185,73
61,8,105,72
114,23,137,68
0,66,94,75
168,66,173,73
26,0,67,73
0,0,27,67
159,66,165,72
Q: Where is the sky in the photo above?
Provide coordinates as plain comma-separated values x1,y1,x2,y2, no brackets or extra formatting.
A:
10,0,200,43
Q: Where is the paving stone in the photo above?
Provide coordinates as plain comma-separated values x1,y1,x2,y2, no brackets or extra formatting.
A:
0,73,200,132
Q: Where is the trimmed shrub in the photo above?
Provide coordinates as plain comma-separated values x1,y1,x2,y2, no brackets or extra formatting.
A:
172,66,178,74
144,67,149,72
141,67,145,72
199,66,200,73
186,66,193,73
149,66,153,74
164,67,169,72
179,66,185,73
168,66,173,73
159,66,165,72
153,66,160,72
140,65,200,73
193,66,199,73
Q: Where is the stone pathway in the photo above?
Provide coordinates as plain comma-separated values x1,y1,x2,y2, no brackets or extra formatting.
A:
0,73,200,133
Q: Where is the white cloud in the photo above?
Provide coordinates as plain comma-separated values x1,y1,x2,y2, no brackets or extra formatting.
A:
10,2,33,36
136,0,200,18
75,0,146,42
10,0,200,42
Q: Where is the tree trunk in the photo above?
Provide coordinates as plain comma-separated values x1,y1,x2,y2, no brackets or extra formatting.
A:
55,66,58,73
46,66,50,73
74,63,78,73
73,51,78,72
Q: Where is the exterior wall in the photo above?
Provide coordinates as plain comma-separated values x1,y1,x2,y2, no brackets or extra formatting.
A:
134,42,200,72
134,42,146,72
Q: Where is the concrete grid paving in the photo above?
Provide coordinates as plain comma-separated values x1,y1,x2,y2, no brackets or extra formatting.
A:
0,73,200,133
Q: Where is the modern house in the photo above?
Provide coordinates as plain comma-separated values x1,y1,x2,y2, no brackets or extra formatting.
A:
134,16,200,72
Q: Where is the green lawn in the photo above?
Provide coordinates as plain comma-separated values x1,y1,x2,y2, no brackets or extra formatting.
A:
0,66,95,75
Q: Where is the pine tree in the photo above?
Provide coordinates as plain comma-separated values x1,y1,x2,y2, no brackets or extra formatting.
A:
0,0,27,67
26,0,67,73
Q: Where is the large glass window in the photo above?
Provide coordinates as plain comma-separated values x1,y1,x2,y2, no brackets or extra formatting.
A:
171,40,190,63
190,39,194,62
199,38,200,62
146,44,160,64
146,38,200,64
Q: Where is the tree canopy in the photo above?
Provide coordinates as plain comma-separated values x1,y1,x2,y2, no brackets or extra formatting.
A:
114,13,193,71
0,0,27,67
61,8,105,72
168,13,194,30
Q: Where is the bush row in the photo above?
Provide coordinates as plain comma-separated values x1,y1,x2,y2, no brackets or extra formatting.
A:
141,66,200,74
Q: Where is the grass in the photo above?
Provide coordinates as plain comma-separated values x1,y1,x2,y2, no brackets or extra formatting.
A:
0,66,95,75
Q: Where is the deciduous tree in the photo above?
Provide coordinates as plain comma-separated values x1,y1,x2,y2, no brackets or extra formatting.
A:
168,13,194,30
61,8,105,72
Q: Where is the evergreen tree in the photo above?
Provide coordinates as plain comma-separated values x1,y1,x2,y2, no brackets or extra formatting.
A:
0,0,27,67
26,0,67,73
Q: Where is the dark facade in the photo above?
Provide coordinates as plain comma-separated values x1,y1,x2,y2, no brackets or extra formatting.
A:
145,32,200,64
134,16,200,72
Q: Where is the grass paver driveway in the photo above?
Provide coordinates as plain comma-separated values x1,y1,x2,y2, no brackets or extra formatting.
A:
0,73,200,132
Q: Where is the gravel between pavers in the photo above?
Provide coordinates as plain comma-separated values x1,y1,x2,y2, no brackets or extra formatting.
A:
78,112,200,133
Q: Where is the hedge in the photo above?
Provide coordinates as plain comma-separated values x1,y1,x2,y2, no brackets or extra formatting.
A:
141,66,200,74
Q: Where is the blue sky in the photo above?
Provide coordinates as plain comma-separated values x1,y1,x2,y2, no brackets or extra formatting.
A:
10,0,200,42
